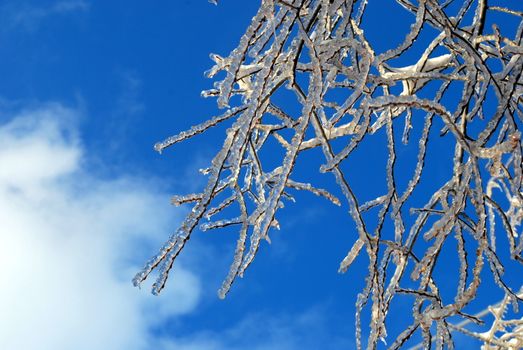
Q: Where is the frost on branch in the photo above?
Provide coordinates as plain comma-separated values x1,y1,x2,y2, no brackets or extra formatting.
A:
135,1,523,348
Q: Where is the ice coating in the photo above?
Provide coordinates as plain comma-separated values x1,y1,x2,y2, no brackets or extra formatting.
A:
135,1,523,348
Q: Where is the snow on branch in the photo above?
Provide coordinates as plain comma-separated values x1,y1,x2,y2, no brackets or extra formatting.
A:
136,1,523,348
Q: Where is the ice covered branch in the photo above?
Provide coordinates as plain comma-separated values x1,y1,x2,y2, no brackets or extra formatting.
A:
136,1,523,348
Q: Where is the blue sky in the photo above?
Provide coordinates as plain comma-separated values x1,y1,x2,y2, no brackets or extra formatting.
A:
0,1,357,349
0,1,521,349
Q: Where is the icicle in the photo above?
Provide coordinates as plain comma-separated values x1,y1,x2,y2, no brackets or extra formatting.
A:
154,106,247,153
285,179,341,206
338,238,364,273
200,217,242,231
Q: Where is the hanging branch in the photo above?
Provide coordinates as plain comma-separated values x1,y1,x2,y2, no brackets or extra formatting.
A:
136,1,523,348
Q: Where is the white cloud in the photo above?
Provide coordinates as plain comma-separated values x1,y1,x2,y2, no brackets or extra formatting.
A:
0,102,354,350
157,307,354,350
0,103,201,350
1,0,89,32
